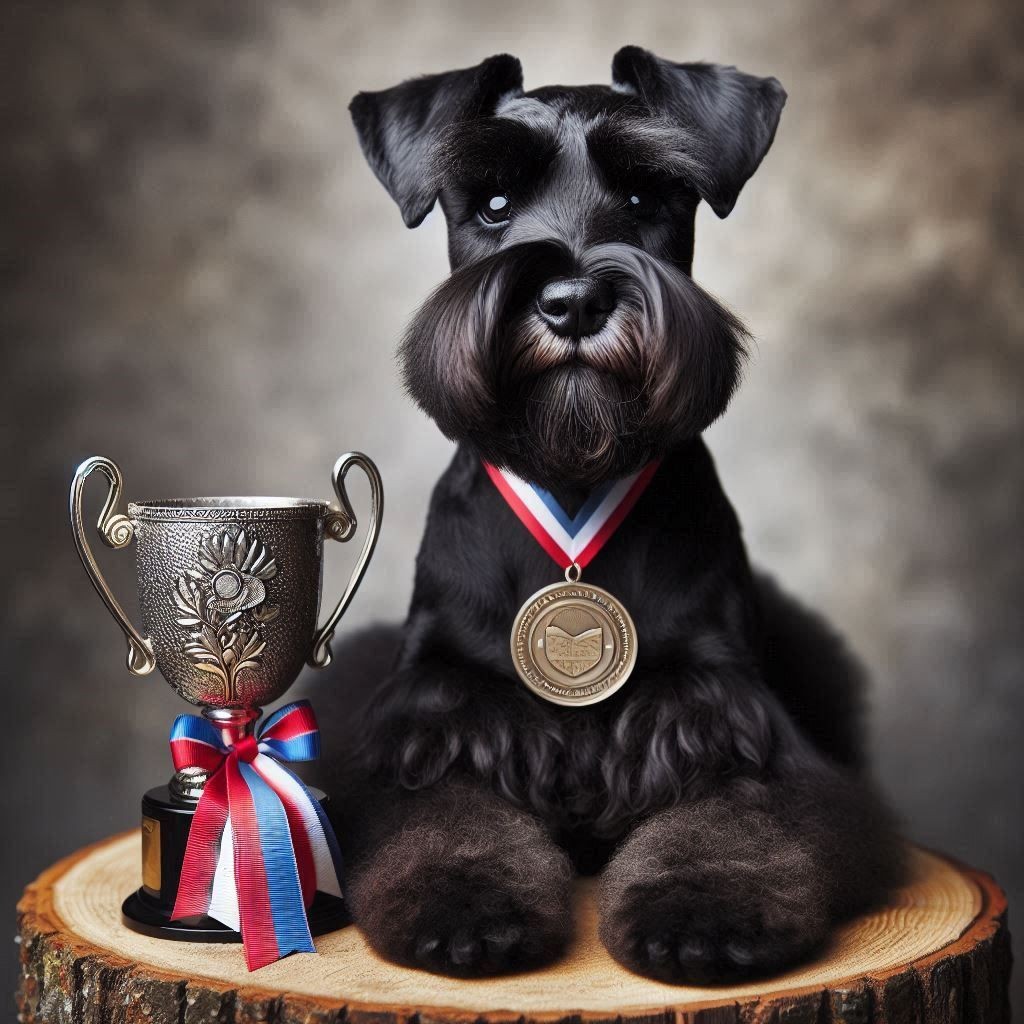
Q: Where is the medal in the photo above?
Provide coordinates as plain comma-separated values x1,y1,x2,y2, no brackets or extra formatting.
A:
484,462,659,706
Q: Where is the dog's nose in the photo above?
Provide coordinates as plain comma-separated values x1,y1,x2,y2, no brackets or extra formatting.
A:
537,277,616,338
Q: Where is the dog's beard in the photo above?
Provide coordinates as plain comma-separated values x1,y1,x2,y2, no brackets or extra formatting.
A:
401,240,748,489
519,366,643,487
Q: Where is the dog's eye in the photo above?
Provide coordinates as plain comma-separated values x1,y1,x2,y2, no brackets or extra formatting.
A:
478,194,512,225
626,191,661,220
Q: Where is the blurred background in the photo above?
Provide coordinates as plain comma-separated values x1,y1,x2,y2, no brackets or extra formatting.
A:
2,0,1021,1013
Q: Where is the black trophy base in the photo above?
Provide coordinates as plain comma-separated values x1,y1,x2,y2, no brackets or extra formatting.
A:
121,889,351,942
121,783,351,942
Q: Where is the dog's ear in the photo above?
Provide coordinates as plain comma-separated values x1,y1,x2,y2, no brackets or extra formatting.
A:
612,46,786,218
350,55,524,228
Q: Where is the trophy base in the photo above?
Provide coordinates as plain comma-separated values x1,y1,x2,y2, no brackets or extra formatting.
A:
122,784,351,942
121,889,351,942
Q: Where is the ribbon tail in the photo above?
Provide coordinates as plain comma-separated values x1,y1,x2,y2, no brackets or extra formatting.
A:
206,819,240,931
228,758,314,971
284,765,345,899
249,755,317,907
307,793,344,898
253,754,343,900
170,767,229,921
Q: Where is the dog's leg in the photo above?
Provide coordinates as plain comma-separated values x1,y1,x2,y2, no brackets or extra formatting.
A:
345,781,573,977
598,752,904,984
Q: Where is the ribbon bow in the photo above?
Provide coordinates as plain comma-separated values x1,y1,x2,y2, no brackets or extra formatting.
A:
169,700,344,970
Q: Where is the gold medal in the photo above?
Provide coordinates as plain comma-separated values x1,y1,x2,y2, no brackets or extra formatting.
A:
510,565,637,706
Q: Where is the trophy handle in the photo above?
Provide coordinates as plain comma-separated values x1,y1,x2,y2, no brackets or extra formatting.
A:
69,456,156,675
309,452,384,669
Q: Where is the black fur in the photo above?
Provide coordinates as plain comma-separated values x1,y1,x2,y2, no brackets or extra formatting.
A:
321,47,905,983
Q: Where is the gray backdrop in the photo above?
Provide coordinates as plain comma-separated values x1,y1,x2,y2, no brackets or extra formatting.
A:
2,0,1021,1014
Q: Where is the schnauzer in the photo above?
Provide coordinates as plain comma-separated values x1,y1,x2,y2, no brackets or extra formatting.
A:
318,46,904,984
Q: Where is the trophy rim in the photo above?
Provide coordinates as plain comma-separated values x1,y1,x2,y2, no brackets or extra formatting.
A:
128,497,330,522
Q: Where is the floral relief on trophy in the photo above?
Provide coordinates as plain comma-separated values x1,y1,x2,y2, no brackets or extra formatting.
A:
171,526,280,704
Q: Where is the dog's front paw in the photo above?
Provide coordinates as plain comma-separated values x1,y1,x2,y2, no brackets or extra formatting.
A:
348,794,572,976
402,883,555,976
599,801,829,984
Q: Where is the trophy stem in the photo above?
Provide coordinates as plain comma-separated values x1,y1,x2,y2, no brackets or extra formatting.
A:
168,767,210,802
168,706,260,802
203,705,260,746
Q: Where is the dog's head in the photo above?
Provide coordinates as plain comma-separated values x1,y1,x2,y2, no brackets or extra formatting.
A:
351,47,785,488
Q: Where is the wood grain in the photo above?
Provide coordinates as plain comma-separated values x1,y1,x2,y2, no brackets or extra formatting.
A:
16,831,1011,1024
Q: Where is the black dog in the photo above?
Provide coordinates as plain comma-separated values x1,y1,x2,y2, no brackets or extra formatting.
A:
319,47,904,985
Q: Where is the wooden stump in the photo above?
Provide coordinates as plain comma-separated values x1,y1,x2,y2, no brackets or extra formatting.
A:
16,832,1011,1024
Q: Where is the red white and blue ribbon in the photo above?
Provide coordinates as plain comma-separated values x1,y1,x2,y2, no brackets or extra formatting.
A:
169,700,343,971
484,461,659,570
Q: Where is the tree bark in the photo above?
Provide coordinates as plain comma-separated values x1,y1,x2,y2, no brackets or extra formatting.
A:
16,831,1011,1024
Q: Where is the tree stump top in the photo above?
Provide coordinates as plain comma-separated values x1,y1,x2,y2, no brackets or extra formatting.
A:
17,831,1010,1024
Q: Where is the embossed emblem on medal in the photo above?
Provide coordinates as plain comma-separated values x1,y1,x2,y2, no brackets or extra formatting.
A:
511,581,637,706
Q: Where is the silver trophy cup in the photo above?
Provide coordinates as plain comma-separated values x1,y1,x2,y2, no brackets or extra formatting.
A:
69,453,382,938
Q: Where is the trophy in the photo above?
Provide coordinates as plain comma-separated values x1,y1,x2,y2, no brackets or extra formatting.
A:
69,453,382,967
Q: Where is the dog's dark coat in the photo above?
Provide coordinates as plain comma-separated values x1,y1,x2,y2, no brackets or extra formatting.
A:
317,47,904,984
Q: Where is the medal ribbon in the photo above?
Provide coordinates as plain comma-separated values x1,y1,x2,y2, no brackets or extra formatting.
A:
169,700,344,971
484,461,659,570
